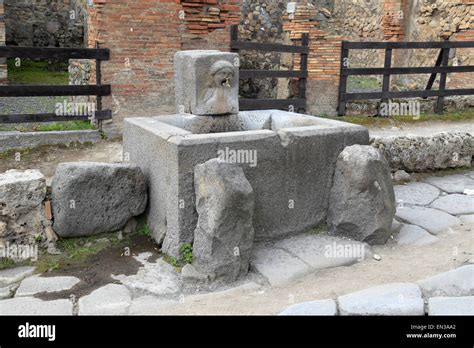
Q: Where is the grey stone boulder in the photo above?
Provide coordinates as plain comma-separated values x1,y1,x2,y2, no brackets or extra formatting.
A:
192,159,255,283
328,145,396,245
371,132,473,172
52,162,147,237
417,265,474,297
0,169,46,217
393,170,411,183
338,283,424,315
0,170,46,243
428,296,474,315
279,299,337,316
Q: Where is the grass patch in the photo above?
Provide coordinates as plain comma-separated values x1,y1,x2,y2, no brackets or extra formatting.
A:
8,59,69,85
180,243,193,265
33,121,96,132
0,258,16,270
137,224,152,238
347,76,381,91
163,243,194,270
308,223,328,235
324,108,474,127
0,142,95,161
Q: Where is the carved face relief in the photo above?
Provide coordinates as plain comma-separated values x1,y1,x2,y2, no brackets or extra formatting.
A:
197,60,238,116
209,60,235,88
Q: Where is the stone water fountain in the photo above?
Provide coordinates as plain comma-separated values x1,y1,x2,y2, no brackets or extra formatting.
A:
123,50,371,283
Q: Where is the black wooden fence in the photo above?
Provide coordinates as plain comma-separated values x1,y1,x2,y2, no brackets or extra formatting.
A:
338,40,474,115
230,25,308,112
0,46,111,125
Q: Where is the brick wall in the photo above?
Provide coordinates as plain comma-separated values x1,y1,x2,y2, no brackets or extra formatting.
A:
449,28,474,89
81,0,471,124
84,0,240,130
0,0,6,85
283,3,342,116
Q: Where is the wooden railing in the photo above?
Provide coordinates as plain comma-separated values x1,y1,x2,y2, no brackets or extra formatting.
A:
338,40,474,115
230,25,309,112
0,46,111,125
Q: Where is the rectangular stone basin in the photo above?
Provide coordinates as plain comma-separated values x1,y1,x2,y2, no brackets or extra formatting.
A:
123,110,369,257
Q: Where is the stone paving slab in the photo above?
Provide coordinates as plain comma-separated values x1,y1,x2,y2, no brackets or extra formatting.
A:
417,265,474,297
396,206,461,235
460,214,474,224
128,296,178,315
394,182,440,206
279,299,337,316
0,284,16,300
338,283,424,316
112,255,181,297
424,175,474,194
78,284,131,315
15,275,80,297
428,296,474,316
430,194,474,216
0,266,35,287
251,244,310,287
396,224,438,246
274,234,370,269
0,297,73,315
251,234,370,286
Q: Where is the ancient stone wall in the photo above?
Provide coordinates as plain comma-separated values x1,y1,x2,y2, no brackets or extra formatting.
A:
4,0,86,47
238,0,334,99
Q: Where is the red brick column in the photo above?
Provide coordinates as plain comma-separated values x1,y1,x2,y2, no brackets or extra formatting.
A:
283,4,343,116
382,0,407,42
306,29,342,116
382,0,409,69
449,28,474,89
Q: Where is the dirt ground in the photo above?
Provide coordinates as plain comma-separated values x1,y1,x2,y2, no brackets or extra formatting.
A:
0,140,123,185
36,234,160,301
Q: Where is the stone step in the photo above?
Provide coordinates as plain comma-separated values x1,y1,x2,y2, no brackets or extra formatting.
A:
251,234,369,286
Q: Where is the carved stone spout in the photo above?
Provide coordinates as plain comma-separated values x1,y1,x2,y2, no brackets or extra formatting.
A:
175,51,239,116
